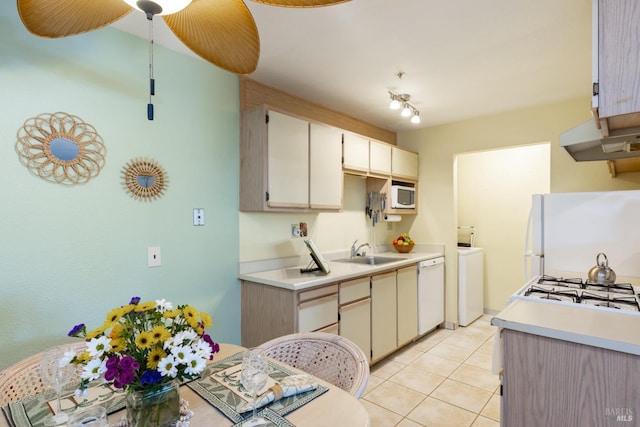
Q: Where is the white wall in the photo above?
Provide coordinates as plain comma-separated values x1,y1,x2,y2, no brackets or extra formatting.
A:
457,144,550,312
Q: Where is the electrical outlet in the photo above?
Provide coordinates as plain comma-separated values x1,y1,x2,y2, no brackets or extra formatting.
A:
193,208,204,226
291,224,301,238
147,246,161,267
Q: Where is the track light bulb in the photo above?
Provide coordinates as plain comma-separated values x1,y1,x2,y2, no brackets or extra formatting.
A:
389,99,401,110
411,112,421,124
401,104,411,117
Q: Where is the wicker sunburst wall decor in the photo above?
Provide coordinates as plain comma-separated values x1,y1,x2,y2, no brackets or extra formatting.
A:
15,112,107,185
121,158,169,202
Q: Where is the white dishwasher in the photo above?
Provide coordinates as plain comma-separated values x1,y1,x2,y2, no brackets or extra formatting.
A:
417,257,445,335
458,247,484,326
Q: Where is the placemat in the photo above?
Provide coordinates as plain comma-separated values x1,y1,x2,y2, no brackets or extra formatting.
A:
187,352,328,425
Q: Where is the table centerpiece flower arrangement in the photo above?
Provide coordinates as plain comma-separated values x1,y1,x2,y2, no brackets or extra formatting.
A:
67,297,220,427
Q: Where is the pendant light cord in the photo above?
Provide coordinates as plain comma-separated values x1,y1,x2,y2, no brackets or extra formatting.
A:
147,12,155,120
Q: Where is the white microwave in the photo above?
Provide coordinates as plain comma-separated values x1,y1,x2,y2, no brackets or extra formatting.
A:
390,181,415,209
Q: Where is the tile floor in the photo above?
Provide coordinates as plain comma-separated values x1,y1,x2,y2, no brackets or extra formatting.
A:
361,315,500,427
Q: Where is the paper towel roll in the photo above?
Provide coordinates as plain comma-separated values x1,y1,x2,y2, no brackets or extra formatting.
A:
384,214,402,222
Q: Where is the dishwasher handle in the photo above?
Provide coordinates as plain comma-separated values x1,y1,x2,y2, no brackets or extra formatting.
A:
419,257,445,268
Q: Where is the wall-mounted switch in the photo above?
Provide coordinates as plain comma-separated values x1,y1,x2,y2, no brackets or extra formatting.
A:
193,208,204,226
147,246,161,267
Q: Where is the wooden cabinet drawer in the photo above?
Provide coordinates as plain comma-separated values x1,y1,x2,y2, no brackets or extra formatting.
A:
298,294,338,333
299,284,338,303
340,277,370,304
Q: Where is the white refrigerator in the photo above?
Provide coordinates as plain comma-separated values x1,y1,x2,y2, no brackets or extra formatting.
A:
524,190,640,280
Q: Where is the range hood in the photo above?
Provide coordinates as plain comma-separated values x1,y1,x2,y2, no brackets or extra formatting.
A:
560,120,640,161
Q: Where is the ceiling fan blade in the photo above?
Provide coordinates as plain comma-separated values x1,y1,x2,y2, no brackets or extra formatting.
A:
250,0,350,6
17,0,132,38
163,0,259,75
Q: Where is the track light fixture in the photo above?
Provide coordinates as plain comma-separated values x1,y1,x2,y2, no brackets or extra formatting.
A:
388,91,421,124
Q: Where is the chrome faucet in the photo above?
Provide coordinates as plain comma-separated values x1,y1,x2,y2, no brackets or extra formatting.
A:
350,240,371,258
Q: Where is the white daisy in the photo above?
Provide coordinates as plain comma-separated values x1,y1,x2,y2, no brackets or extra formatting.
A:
86,336,111,357
155,299,173,313
170,345,190,364
81,358,106,381
158,355,178,378
60,348,77,366
194,339,212,359
184,354,206,376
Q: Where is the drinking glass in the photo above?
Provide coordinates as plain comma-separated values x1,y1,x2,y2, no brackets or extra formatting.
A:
66,405,107,427
241,348,269,427
40,345,76,426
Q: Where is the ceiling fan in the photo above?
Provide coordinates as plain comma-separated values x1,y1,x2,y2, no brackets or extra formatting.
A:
17,0,350,75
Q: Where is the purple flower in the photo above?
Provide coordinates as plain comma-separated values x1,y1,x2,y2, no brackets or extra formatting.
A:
119,355,140,371
67,323,85,337
202,334,220,358
118,369,135,386
129,296,141,305
106,356,120,369
104,368,120,382
113,378,124,389
140,370,163,385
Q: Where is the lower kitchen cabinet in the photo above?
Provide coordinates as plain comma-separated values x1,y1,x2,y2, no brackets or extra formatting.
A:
339,277,371,362
501,329,640,426
371,271,398,362
397,266,418,346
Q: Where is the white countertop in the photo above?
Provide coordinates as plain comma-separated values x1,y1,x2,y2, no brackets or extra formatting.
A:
491,298,640,355
238,250,444,291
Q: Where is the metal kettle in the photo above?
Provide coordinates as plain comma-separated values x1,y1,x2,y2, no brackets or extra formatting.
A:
587,252,616,284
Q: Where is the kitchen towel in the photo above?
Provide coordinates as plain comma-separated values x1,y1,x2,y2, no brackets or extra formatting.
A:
384,214,402,222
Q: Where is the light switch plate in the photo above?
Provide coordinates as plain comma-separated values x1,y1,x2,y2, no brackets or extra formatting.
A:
147,246,161,267
193,208,204,226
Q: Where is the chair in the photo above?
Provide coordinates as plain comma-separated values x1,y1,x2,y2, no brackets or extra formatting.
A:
0,342,86,406
259,332,370,399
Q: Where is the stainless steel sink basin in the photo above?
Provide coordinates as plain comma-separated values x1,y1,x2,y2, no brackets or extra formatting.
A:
335,256,406,266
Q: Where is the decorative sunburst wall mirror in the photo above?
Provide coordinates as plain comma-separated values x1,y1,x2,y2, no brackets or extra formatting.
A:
16,112,106,185
121,158,169,202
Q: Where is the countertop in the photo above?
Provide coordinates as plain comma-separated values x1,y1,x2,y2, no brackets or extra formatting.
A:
491,298,640,355
238,250,444,291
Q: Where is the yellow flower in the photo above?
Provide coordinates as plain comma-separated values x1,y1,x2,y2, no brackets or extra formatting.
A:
182,305,199,329
135,331,154,349
105,307,125,326
121,304,136,315
200,312,213,329
85,324,107,340
109,323,124,339
76,350,92,363
110,338,126,352
163,309,181,319
147,347,166,369
135,301,156,312
151,325,171,343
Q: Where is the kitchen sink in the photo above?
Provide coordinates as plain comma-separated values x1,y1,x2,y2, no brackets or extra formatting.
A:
335,256,406,266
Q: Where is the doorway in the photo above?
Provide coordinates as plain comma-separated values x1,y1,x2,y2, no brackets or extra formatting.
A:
455,143,550,313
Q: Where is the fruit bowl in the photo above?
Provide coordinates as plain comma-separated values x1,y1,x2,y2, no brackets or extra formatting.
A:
393,244,414,253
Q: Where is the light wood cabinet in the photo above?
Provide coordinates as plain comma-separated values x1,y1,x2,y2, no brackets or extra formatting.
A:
298,285,339,333
397,266,418,346
592,0,640,132
240,105,342,212
371,271,398,362
339,277,371,362
391,147,419,180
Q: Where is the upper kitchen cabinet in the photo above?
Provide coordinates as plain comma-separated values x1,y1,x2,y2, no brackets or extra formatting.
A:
342,133,369,174
391,147,419,180
369,140,392,176
240,106,343,212
592,0,640,132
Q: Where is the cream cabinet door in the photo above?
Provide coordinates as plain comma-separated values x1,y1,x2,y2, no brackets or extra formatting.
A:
309,123,343,209
267,111,309,208
371,271,397,361
397,266,418,346
391,147,419,179
339,277,371,361
369,140,392,176
342,133,369,173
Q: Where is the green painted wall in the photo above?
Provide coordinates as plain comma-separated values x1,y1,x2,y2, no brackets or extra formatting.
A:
0,4,240,369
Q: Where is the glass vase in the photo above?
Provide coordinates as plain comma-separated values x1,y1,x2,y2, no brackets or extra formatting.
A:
125,381,180,427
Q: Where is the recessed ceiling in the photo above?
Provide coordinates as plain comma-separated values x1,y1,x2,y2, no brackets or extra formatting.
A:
111,0,592,132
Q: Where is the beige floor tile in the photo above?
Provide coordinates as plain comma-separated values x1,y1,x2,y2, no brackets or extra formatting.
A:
430,379,493,413
441,331,488,351
389,365,446,395
412,328,454,352
480,393,501,421
464,349,494,371
396,419,423,427
409,352,461,377
363,374,385,395
390,347,424,364
363,381,426,416
407,396,476,427
449,363,500,393
360,399,403,427
427,341,475,363
471,415,500,427
371,358,405,380
476,338,495,355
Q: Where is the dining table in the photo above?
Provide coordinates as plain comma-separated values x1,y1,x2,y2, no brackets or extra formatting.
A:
1,343,371,427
